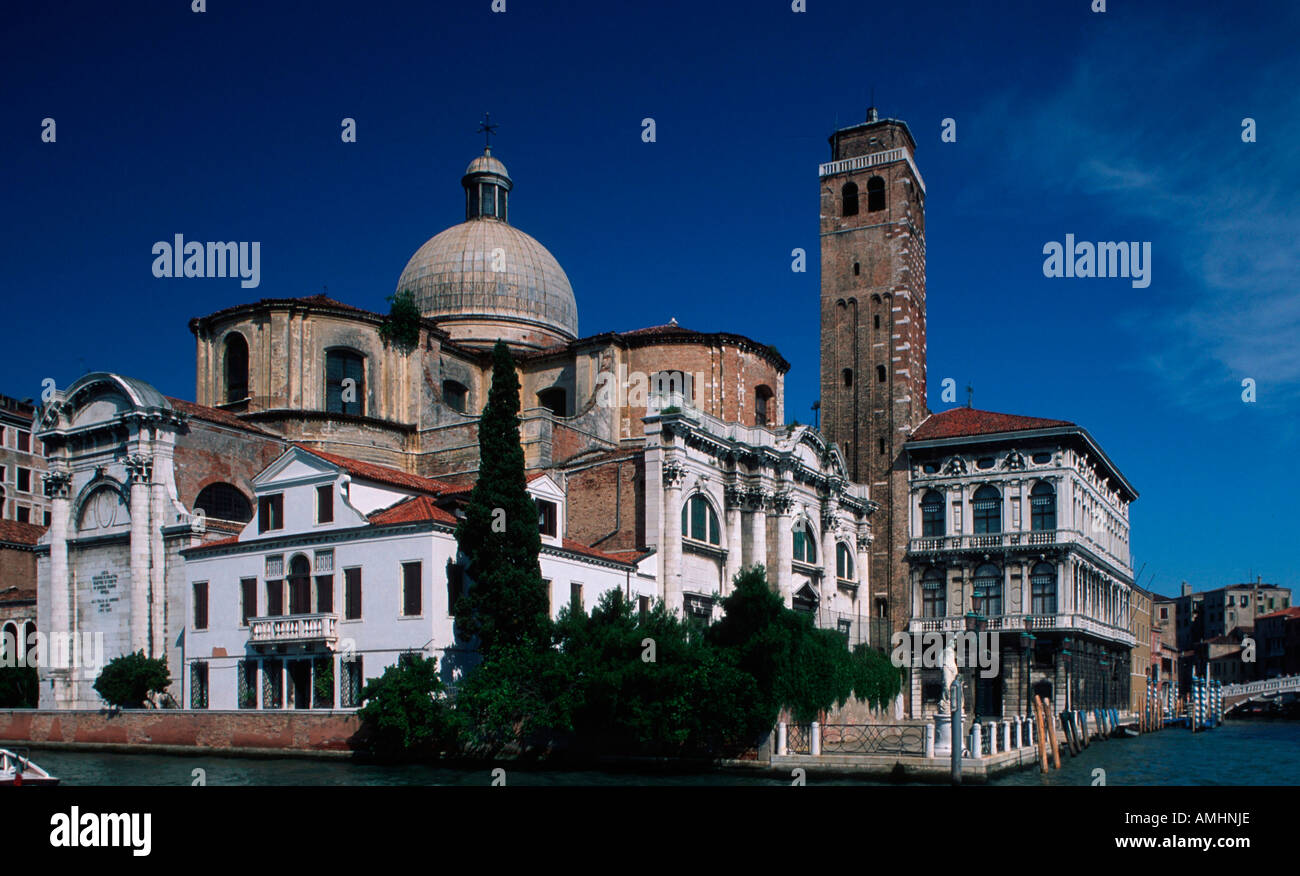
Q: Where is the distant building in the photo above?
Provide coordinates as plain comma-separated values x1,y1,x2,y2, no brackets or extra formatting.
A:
1256,607,1300,679
0,394,49,526
1130,583,1153,713
1156,578,1291,685
0,519,43,665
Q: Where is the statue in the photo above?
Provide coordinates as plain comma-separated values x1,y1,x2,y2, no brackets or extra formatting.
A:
938,638,959,716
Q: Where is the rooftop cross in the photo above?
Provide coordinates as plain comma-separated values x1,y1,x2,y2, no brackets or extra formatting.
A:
477,112,499,152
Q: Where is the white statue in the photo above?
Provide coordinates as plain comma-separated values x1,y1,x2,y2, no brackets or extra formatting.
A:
938,638,959,716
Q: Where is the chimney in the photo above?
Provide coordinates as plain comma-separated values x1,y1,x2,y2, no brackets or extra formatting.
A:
1181,581,1191,597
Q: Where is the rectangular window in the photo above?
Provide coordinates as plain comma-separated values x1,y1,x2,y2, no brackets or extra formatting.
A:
542,579,552,615
638,595,650,618
340,658,363,708
190,662,209,709
16,468,30,493
16,506,29,523
313,656,334,709
258,494,284,533
267,580,284,616
537,499,557,537
570,581,583,612
17,430,30,453
447,563,464,617
193,582,208,630
344,567,362,620
237,660,257,709
316,575,334,613
240,578,257,626
43,510,51,526
316,485,333,524
290,574,311,614
402,561,422,616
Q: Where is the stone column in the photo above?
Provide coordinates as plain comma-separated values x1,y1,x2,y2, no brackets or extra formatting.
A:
125,454,152,655
723,485,744,593
746,487,768,578
821,517,838,590
43,470,73,704
660,461,685,616
149,448,170,659
772,491,794,608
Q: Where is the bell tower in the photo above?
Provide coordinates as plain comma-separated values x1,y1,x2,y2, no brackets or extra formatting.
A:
819,107,928,647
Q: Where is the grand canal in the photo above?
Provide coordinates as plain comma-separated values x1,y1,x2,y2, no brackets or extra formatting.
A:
24,720,1300,786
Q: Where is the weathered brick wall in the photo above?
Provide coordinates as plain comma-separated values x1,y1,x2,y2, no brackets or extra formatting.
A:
0,545,36,598
565,454,645,552
0,710,363,753
174,421,286,511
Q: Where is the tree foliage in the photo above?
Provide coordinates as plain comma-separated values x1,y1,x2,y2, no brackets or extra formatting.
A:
356,653,454,758
0,666,38,708
378,289,422,352
453,341,550,655
93,651,171,708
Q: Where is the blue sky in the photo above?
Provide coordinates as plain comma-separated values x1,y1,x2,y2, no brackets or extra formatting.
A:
3,0,1297,597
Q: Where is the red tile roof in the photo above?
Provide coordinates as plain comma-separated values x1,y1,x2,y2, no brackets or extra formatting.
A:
0,520,46,546
197,535,241,548
910,407,1076,441
560,538,635,566
166,397,278,436
368,495,458,526
296,446,454,495
1257,607,1300,621
438,471,549,497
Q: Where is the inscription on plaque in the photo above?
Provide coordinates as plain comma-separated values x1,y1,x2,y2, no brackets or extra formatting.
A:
91,571,120,614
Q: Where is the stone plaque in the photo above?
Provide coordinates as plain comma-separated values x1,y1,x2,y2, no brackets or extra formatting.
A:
91,571,120,614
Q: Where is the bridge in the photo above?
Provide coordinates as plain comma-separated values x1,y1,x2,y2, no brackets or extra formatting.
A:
1220,675,1300,711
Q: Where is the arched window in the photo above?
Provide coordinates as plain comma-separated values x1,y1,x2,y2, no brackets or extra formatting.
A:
652,371,693,410
922,567,945,618
325,349,365,416
442,380,468,414
223,333,249,404
537,387,567,417
681,494,720,545
873,314,880,329
288,555,312,615
876,364,887,383
1031,481,1056,531
194,483,253,523
852,262,860,276
841,181,859,216
0,622,17,663
836,543,854,580
755,385,774,426
20,621,34,664
792,520,817,564
866,175,885,212
973,563,1003,616
921,489,945,537
842,368,853,388
972,485,1001,534
1031,562,1057,614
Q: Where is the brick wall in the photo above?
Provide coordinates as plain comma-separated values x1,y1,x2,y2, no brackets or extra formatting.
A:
0,710,363,754
565,454,646,552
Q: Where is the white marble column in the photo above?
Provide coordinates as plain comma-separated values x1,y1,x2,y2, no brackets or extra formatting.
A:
661,461,685,616
43,470,73,703
773,492,794,607
723,486,743,594
746,489,768,578
149,470,168,659
125,454,152,655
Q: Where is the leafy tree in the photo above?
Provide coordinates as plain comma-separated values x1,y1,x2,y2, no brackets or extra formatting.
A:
450,641,576,757
93,651,171,708
0,666,38,708
848,642,903,709
453,340,550,655
377,289,422,352
356,653,454,758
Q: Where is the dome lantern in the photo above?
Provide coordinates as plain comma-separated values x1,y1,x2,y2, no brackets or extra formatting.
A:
463,146,512,222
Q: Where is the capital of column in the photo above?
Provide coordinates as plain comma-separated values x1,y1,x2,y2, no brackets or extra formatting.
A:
771,490,794,516
43,470,72,499
856,532,873,551
662,461,686,489
744,486,770,511
724,484,746,509
123,453,153,485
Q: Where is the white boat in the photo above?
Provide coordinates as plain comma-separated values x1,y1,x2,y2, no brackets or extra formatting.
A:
0,748,60,786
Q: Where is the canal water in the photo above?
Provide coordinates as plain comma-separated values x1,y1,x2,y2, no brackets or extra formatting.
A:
25,720,1300,786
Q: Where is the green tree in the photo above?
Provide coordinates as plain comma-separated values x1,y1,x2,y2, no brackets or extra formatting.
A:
356,653,454,758
450,642,576,757
377,289,422,352
0,666,38,708
93,651,171,708
453,340,550,655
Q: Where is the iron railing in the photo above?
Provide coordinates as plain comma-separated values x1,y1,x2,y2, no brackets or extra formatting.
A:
819,723,925,756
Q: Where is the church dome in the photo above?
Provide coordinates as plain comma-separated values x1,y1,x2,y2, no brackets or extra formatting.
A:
396,148,578,350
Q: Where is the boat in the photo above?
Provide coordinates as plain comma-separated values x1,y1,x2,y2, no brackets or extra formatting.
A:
0,748,60,786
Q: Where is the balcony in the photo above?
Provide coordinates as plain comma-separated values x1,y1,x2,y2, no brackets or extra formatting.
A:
908,529,1129,571
249,613,339,647
907,612,1135,647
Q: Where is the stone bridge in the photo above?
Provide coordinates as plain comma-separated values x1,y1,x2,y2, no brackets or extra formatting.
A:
1221,675,1300,710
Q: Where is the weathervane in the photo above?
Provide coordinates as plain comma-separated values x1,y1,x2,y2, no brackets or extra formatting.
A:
477,112,499,151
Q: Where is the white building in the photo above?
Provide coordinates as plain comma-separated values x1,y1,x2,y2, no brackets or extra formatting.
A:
180,445,643,710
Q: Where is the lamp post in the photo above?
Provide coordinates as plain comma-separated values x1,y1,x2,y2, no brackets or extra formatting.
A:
1021,616,1036,716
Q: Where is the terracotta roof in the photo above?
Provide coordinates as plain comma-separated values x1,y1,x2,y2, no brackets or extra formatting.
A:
197,535,241,548
0,520,47,546
166,397,278,436
368,495,458,526
559,538,635,566
619,322,698,338
1257,607,1300,621
604,548,653,564
296,446,454,494
439,471,549,497
910,407,1076,441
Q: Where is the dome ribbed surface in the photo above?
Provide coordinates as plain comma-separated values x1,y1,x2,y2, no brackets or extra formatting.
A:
396,219,578,340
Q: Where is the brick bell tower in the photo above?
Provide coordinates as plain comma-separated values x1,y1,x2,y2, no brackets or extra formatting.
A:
818,107,928,654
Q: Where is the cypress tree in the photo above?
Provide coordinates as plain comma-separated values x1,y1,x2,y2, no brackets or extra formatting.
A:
454,341,550,654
